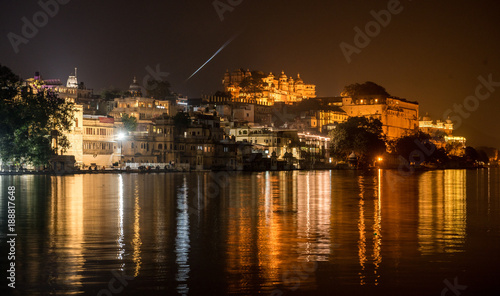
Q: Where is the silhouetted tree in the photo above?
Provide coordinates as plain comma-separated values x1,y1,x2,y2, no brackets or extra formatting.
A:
0,64,75,165
239,71,267,95
173,112,191,134
146,79,171,100
213,90,231,98
101,88,122,101
340,81,390,97
329,116,386,166
393,131,445,165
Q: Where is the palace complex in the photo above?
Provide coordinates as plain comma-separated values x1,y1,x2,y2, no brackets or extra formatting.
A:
9,67,473,172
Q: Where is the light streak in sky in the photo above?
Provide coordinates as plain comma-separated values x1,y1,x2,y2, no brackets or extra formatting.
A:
186,33,240,81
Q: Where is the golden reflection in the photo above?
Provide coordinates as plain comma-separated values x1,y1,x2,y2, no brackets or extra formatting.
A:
132,178,142,277
418,170,467,255
373,170,382,284
296,172,332,262
257,172,281,287
226,171,332,293
226,174,258,293
356,173,382,286
357,176,366,285
487,168,491,215
49,175,85,292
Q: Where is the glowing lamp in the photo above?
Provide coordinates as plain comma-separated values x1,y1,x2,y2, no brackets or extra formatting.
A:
117,132,127,141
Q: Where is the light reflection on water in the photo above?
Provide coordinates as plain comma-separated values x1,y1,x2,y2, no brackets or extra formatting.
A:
1,169,499,295
176,176,190,296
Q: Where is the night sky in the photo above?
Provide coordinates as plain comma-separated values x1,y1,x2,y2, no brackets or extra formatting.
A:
1,0,499,148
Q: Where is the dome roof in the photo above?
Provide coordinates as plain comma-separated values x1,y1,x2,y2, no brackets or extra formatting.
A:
279,71,287,79
129,77,141,91
295,73,303,84
422,112,432,121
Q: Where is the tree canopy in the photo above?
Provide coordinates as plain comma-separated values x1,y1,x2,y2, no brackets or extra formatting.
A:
340,81,390,98
121,114,137,132
146,79,171,100
239,71,267,95
101,87,123,101
213,90,231,98
0,65,75,166
393,131,443,164
329,116,386,166
173,111,191,133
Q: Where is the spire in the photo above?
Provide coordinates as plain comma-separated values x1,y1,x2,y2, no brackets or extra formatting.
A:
75,67,77,78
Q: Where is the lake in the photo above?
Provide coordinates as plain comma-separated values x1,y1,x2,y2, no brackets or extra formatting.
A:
1,169,499,295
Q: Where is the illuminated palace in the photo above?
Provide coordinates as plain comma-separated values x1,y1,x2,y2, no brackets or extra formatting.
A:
340,95,419,140
419,113,466,151
222,69,316,105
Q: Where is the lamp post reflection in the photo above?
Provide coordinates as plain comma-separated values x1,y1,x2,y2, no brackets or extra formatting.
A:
176,176,190,296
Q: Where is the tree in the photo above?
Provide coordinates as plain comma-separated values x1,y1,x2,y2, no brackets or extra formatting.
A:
239,71,267,96
173,112,191,132
146,79,171,100
213,90,231,98
121,114,137,132
329,116,386,166
0,64,75,166
393,131,444,164
101,87,122,101
340,81,390,98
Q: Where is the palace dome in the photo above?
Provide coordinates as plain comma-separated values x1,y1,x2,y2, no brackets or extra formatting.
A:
129,77,141,91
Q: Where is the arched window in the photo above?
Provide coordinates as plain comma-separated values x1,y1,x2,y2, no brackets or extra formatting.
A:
158,144,163,150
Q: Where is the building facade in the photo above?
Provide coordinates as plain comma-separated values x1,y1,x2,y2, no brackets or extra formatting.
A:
341,96,419,139
223,69,316,105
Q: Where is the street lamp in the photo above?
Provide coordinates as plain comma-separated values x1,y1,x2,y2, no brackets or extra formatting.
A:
117,132,127,167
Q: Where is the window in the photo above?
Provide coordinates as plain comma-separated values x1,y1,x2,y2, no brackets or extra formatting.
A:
158,144,163,150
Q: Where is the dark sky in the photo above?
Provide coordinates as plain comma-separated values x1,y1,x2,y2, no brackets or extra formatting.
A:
1,0,500,148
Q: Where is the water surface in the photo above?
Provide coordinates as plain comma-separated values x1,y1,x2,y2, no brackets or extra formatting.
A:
1,169,499,295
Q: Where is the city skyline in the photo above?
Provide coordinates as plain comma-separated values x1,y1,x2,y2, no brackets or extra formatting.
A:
1,0,500,148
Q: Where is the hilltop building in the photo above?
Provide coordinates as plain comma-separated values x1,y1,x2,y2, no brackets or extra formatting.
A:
222,69,316,105
340,96,419,139
418,114,466,153
419,113,454,136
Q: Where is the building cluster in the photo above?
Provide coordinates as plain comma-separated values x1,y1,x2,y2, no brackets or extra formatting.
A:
222,69,316,105
24,68,469,171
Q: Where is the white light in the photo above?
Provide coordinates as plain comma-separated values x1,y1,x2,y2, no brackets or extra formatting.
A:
117,132,127,140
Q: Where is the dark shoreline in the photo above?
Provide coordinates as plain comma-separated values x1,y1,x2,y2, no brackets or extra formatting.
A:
0,165,491,176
